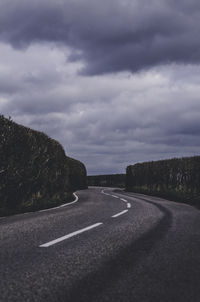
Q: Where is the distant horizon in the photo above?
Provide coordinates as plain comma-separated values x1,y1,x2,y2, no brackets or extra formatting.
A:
5,113,200,176
86,154,200,176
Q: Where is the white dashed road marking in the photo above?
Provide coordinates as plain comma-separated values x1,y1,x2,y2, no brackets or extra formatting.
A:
101,189,131,218
39,223,103,247
112,210,128,218
120,198,127,202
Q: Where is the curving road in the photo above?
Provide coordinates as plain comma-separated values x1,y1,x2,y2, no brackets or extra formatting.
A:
1,187,200,302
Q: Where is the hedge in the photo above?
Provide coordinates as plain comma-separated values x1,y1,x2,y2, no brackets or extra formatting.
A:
126,157,200,206
0,115,87,216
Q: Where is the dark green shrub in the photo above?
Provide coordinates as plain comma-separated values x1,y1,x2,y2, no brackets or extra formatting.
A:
0,115,87,216
126,157,200,206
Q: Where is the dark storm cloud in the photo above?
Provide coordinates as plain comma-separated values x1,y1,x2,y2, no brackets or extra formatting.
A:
1,40,200,174
15,74,200,175
0,0,200,74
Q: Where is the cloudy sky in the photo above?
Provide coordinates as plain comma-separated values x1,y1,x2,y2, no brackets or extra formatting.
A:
1,0,200,175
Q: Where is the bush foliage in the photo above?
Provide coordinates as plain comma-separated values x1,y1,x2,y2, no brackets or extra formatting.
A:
67,157,87,191
126,157,200,206
87,174,126,188
0,115,87,215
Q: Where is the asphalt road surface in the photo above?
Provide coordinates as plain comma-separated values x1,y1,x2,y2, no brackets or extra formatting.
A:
1,187,200,302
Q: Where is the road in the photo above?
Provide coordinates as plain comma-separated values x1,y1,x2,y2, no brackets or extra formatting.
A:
1,187,200,302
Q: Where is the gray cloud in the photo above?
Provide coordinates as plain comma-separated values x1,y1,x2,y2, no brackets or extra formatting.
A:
0,0,200,74
1,43,199,174
0,0,200,175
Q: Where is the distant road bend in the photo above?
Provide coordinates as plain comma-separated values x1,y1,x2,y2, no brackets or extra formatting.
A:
1,187,200,302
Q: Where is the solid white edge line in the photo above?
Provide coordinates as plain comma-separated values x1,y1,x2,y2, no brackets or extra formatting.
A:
112,210,128,218
111,195,119,199
0,193,78,219
38,193,79,213
127,203,131,208
0,193,79,219
39,222,103,247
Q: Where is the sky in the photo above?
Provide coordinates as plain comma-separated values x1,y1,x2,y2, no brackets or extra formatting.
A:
0,0,200,175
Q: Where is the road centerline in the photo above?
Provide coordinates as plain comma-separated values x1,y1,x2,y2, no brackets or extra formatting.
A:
120,198,127,202
112,210,128,218
39,222,103,248
101,190,110,196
